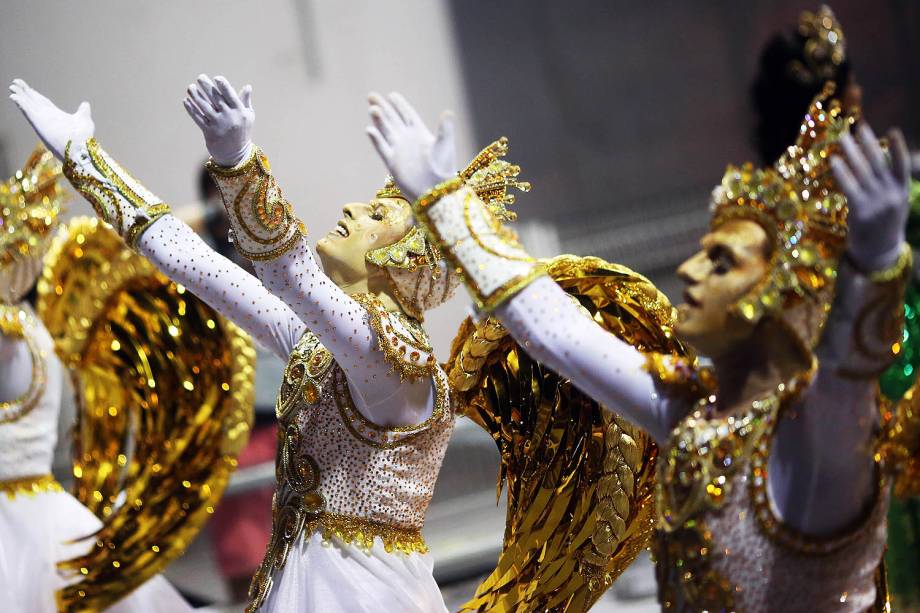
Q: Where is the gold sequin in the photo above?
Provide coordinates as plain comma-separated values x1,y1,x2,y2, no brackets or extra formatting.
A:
0,474,63,499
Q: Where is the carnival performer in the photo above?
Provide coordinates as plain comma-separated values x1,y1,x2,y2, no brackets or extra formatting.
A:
368,86,912,610
0,148,191,612
10,75,465,613
752,7,920,608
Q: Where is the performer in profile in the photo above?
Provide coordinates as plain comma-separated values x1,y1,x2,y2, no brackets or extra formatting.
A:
11,75,462,613
369,84,913,610
751,7,920,608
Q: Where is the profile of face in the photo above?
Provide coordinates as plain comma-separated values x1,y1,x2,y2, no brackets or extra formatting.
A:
315,197,414,286
674,218,772,358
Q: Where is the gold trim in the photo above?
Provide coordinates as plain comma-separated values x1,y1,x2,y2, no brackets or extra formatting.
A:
308,511,427,554
235,222,307,261
332,368,450,447
125,207,169,248
64,141,124,233
868,243,913,284
415,176,464,210
0,309,46,425
0,474,63,499
205,146,259,178
207,146,305,262
351,292,436,381
462,191,535,263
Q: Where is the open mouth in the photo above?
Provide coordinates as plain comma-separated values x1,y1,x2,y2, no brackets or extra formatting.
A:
682,290,701,309
332,220,350,238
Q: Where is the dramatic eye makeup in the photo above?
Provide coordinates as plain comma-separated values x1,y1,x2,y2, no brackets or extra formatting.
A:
707,244,736,274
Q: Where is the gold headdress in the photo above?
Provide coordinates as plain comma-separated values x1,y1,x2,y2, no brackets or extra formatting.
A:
711,83,853,348
365,138,530,319
790,5,847,85
0,145,66,303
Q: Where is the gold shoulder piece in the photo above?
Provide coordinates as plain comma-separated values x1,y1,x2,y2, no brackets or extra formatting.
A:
37,217,255,611
879,386,920,499
447,254,688,611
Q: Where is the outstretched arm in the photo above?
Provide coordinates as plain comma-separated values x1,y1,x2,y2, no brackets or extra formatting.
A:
182,76,429,422
8,79,305,359
367,93,689,442
772,123,911,537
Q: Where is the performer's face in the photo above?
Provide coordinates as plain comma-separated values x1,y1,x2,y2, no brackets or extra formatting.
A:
674,219,771,357
316,197,414,285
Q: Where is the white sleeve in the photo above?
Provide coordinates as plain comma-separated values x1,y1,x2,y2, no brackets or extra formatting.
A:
137,214,306,360
770,255,908,536
497,275,689,442
206,147,426,420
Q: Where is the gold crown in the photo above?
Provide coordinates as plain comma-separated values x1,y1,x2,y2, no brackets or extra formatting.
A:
711,83,854,341
459,136,531,221
1,145,66,268
376,175,405,200
366,137,530,271
790,5,846,85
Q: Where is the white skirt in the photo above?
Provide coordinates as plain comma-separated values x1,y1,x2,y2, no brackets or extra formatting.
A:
0,488,191,613
262,531,448,612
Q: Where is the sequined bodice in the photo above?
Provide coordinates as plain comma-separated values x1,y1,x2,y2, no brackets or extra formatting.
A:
248,328,455,611
0,305,63,481
654,393,889,612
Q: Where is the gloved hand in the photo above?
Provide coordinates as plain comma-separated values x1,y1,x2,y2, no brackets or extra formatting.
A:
8,78,95,161
367,92,456,201
831,122,910,272
184,74,254,167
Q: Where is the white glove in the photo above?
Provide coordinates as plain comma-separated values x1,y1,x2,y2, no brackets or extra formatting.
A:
831,122,910,272
8,78,95,161
184,74,254,167
366,92,456,201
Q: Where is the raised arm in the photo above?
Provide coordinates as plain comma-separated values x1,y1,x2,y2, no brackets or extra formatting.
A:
8,79,304,359
182,76,426,420
771,123,911,536
366,92,689,441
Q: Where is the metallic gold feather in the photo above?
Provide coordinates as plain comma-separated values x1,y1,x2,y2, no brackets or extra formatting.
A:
447,255,687,612
36,217,255,611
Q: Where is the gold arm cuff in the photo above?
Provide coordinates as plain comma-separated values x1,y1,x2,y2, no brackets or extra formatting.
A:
414,176,464,210
868,242,913,284
205,145,261,178
0,474,63,500
477,265,548,312
126,205,170,249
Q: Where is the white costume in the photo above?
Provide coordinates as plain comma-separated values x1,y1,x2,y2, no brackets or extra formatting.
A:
0,150,189,612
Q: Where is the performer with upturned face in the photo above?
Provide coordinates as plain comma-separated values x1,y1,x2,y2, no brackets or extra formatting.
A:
369,84,914,611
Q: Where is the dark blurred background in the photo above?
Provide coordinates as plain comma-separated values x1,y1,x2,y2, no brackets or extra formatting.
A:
2,2,917,610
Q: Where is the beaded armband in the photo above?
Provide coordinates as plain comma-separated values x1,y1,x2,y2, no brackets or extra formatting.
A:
413,181,545,312
206,146,306,262
835,244,912,380
62,139,169,247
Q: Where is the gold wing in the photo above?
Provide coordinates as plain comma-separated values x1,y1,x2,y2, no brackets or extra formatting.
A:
37,217,256,611
447,255,686,613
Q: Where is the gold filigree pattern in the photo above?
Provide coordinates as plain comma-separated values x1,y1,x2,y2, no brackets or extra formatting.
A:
206,146,307,261
0,473,63,500
352,292,437,381
275,330,333,421
650,352,817,611
711,85,854,349
248,329,447,611
63,139,169,245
